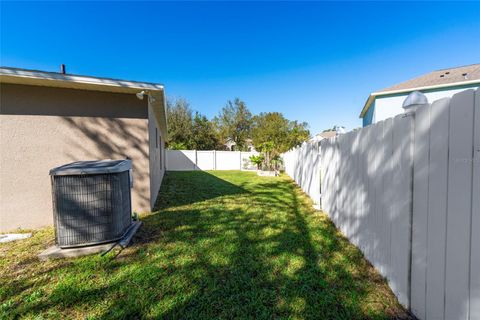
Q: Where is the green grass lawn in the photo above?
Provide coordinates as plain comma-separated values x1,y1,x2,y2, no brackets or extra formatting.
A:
0,171,411,319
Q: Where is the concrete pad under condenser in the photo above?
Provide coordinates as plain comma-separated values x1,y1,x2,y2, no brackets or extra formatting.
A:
38,221,142,260
38,243,113,260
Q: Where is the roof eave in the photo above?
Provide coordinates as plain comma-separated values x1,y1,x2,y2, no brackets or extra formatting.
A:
0,67,164,94
359,95,375,119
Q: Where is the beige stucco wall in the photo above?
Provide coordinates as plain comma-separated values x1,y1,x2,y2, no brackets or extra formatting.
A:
148,105,165,209
0,83,161,232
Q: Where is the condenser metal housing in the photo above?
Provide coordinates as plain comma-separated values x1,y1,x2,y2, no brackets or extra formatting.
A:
49,160,133,248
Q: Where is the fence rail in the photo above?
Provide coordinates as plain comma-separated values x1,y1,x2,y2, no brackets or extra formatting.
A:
166,150,258,171
283,88,479,320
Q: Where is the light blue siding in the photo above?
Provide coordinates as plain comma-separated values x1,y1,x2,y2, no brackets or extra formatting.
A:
362,100,375,126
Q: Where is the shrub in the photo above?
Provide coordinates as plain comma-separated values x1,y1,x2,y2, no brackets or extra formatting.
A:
249,154,264,170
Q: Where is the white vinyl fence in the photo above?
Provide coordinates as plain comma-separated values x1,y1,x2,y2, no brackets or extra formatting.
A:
283,88,479,320
166,150,259,171
283,141,321,206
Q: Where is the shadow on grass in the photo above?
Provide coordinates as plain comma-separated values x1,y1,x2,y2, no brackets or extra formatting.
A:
153,171,249,210
2,171,411,319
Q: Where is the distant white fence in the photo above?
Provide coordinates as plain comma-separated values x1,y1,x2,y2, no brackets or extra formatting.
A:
166,150,259,171
283,88,480,320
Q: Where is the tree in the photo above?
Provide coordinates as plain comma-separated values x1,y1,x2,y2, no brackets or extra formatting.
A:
167,141,189,150
251,112,310,170
214,98,252,151
251,112,288,151
287,120,310,147
191,112,222,150
166,98,193,149
166,97,310,156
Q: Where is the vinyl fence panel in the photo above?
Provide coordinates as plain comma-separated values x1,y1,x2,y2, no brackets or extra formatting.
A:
215,151,241,170
283,142,322,206
411,103,431,319
389,113,414,308
166,150,197,171
425,98,450,320
470,88,480,320
283,88,479,319
166,150,258,171
382,118,394,283
196,151,215,170
444,90,475,320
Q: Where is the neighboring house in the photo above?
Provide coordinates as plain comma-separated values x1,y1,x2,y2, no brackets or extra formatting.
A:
225,138,256,151
360,63,480,126
224,138,236,151
309,130,336,143
0,67,167,232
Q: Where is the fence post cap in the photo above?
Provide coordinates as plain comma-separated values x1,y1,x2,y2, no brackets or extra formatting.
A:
402,91,428,111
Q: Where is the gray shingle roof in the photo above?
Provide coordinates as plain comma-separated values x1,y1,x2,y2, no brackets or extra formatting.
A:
319,131,337,139
377,63,480,93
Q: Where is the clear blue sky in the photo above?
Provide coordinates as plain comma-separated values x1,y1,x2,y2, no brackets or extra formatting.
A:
1,1,479,134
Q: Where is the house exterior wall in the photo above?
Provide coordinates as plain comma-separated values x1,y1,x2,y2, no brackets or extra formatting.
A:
362,100,375,127
147,104,165,209
0,83,158,232
363,84,480,126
